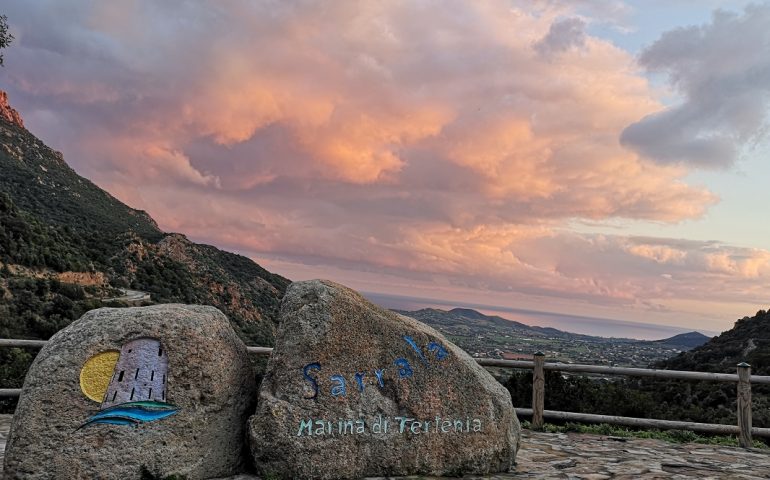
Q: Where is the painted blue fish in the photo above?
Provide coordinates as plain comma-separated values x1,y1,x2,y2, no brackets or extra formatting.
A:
99,401,179,414
77,416,140,430
78,401,179,430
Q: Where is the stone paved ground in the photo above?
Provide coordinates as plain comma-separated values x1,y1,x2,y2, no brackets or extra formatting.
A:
2,415,769,479
510,430,770,479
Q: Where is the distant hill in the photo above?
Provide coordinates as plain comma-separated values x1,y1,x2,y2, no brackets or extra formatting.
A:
403,306,651,342
404,308,709,349
398,307,707,367
410,306,770,429
657,310,770,375
0,91,289,346
448,308,494,321
654,331,711,349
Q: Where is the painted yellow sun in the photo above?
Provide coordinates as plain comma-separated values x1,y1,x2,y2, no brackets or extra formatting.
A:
79,350,120,402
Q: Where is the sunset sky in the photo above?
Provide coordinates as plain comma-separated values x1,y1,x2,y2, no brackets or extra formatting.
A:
3,1,770,337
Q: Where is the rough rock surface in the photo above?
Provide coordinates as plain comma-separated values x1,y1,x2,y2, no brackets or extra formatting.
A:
249,280,520,479
3,304,256,479
0,91,23,128
3,417,770,479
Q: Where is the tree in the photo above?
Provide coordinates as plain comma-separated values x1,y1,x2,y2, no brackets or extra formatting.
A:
0,15,13,67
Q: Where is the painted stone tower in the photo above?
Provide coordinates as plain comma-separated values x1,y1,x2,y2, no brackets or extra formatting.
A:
101,337,168,408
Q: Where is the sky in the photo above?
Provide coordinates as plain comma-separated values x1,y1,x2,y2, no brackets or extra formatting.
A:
2,0,770,338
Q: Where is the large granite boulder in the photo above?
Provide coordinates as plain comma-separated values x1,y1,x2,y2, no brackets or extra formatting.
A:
249,280,520,479
3,304,257,479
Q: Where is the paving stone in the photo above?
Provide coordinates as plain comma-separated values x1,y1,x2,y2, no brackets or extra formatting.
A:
3,416,770,478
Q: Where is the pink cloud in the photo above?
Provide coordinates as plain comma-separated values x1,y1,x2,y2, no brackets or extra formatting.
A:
2,0,762,331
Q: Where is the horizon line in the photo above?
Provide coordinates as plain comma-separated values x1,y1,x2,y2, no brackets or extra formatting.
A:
361,291,721,339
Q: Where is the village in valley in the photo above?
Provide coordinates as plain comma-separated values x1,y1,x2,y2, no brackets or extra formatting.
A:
402,308,709,367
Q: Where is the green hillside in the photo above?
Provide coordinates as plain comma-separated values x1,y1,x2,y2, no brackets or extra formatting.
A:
499,311,770,435
0,91,290,408
0,112,162,265
657,310,770,375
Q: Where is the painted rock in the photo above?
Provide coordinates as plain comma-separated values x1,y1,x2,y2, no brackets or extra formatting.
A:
248,280,520,479
3,304,256,479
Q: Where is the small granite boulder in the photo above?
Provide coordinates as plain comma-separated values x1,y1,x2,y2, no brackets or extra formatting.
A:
3,304,257,480
248,280,520,479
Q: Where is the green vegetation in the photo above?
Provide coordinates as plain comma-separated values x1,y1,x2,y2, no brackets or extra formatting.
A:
505,370,658,419
521,420,768,449
0,276,105,339
120,234,288,346
407,307,705,366
0,193,92,272
0,14,12,67
0,111,289,412
0,275,111,412
501,367,770,437
0,123,161,239
659,309,770,375
422,306,770,437
0,347,34,411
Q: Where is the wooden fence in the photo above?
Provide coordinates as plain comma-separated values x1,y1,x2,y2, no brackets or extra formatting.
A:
2,340,769,447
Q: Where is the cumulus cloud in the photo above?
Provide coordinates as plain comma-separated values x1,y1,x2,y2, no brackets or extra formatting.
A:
534,17,587,56
4,0,763,329
621,4,770,167
3,1,713,217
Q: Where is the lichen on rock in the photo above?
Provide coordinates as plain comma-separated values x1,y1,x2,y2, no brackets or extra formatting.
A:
3,304,257,479
248,279,520,480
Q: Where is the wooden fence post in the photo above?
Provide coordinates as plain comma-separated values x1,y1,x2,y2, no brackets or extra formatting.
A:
532,351,545,430
737,362,752,448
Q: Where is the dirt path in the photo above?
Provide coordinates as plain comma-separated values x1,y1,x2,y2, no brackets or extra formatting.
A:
102,288,151,304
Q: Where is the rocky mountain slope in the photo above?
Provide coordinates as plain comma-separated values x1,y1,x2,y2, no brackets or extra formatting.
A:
0,91,289,347
657,309,770,375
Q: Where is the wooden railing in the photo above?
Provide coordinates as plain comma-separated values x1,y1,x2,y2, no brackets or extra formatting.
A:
478,352,770,447
2,340,769,447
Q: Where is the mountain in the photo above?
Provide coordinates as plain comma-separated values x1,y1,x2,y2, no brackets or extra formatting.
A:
0,91,289,346
633,310,770,430
657,310,770,375
654,331,711,349
398,307,702,367
449,308,495,321
403,307,628,341
413,306,770,429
